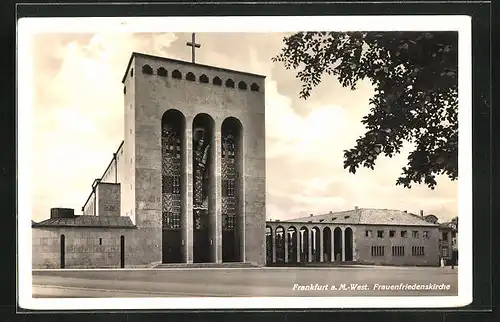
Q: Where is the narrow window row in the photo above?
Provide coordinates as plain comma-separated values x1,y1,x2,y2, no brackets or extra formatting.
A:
140,64,261,91
365,229,431,239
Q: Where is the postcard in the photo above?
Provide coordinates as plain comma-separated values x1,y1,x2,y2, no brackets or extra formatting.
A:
17,15,471,310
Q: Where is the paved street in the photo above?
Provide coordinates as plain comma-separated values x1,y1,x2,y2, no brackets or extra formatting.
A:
32,266,458,298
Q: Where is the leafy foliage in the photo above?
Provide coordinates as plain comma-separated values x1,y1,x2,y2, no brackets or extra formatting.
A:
273,31,458,189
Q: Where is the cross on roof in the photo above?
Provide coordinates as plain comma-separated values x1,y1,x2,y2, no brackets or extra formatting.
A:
186,33,201,64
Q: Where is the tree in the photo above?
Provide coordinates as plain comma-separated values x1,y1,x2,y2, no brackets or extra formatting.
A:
273,32,458,189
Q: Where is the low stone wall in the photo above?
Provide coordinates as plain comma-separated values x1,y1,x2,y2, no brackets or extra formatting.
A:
32,227,161,269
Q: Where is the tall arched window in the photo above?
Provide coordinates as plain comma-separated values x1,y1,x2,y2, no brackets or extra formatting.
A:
162,126,181,158
222,133,236,159
162,125,181,196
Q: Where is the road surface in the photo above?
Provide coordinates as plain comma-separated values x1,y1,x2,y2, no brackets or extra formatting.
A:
32,266,458,298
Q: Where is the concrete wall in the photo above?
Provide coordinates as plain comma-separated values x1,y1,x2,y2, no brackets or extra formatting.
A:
354,225,440,266
96,183,121,217
82,193,96,216
101,161,116,184
116,144,125,185
123,59,137,226
101,144,125,185
126,55,266,265
32,227,164,269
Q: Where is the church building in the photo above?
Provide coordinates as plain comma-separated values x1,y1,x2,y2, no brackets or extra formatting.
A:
32,49,267,269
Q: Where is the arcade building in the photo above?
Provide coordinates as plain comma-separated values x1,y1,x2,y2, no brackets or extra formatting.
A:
265,208,442,267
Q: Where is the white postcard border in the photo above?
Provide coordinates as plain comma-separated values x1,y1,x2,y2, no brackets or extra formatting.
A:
17,15,472,310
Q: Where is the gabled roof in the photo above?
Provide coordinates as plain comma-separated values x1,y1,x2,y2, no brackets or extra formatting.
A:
288,208,438,227
32,216,136,229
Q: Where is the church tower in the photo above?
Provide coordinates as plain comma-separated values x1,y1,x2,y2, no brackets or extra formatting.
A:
120,47,266,266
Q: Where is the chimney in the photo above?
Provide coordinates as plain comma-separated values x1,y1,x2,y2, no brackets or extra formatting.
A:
354,206,358,210
329,211,332,214
310,214,314,217
404,210,407,213
420,210,424,217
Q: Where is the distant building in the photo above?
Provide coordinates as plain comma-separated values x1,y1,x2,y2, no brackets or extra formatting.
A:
265,208,441,267
436,217,458,266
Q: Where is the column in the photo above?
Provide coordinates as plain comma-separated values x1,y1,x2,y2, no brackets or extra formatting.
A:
113,153,118,183
284,230,289,263
237,130,245,262
341,227,346,262
272,227,276,263
296,230,301,263
330,226,335,262
212,131,222,263
352,228,356,261
308,229,313,262
319,228,324,262
183,126,193,263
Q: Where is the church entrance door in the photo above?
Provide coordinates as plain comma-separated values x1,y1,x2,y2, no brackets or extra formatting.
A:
60,234,65,269
162,229,182,263
192,114,215,263
193,210,211,263
120,235,125,268
222,230,239,262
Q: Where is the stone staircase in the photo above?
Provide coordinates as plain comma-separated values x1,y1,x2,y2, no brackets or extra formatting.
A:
154,262,259,269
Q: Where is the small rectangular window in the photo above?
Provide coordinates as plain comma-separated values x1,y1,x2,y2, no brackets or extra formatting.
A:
412,231,419,238
377,230,384,238
423,231,430,238
392,246,405,256
371,246,384,257
401,230,408,238
99,238,102,245
411,246,425,256
365,230,372,237
389,230,395,238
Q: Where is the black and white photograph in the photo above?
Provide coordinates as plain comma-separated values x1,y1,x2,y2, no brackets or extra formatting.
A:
17,16,472,310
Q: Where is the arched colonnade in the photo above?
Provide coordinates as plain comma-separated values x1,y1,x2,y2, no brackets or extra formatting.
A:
265,223,355,264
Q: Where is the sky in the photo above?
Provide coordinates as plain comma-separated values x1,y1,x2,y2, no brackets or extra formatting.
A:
28,32,458,223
